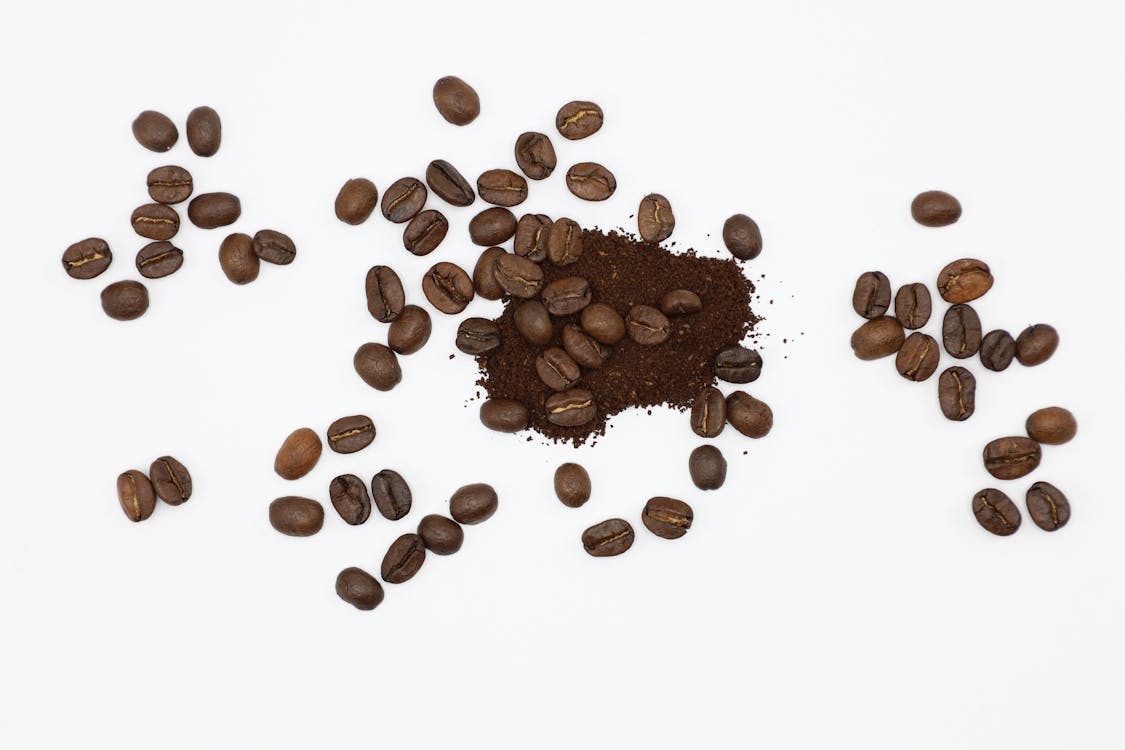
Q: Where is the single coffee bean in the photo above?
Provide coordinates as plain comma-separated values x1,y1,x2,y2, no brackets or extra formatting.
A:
638,193,675,243
269,496,324,537
937,258,993,303
911,190,961,227
979,329,1016,371
132,110,178,152
513,300,553,346
456,317,501,355
582,519,634,557
515,213,552,262
336,567,384,610
187,192,241,229
450,483,498,524
418,514,464,555
371,469,412,520
689,445,727,490
972,488,1021,536
554,463,591,508
715,346,763,384
100,280,149,321
1026,407,1077,445
334,178,379,224
625,305,671,345
690,387,726,438
274,427,322,480
894,283,932,329
727,391,773,438
354,343,402,391
942,304,982,359
536,348,582,391
850,316,905,360
545,389,596,427
135,241,183,279
514,131,557,179
423,261,474,314
1015,324,1059,366
469,207,517,246
580,303,625,345
219,232,259,284
937,366,976,421
365,265,405,322
62,237,112,279
432,76,480,126
722,214,762,260
473,247,507,300
118,469,156,522
381,533,426,583
1026,481,1070,532
494,254,544,299
403,209,448,256
131,203,180,240
642,497,693,540
543,277,592,316
186,106,221,156
895,332,940,382
326,414,376,455
547,217,584,265
146,165,193,204
566,162,616,201
387,305,432,355
149,456,192,506
556,100,604,140
562,324,610,368
253,229,295,265
381,177,427,223
983,436,1042,480
660,289,701,316
477,168,528,207
479,398,529,432
329,474,372,525
425,159,475,207
852,271,891,318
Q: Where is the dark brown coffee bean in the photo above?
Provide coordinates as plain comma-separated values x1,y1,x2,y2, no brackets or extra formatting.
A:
365,265,405,323
642,497,693,540
382,533,426,583
118,469,156,522
556,101,604,140
354,343,402,391
979,330,1016,371
727,391,773,438
135,241,183,279
715,346,762,384
562,324,610,368
146,165,193,204
100,280,149,321
479,398,529,432
895,332,940,382
894,283,932,329
911,190,961,227
512,300,552,346
149,456,192,506
983,436,1042,480
536,348,582,391
937,258,993,303
625,305,671,345
689,445,726,490
1026,407,1077,445
469,206,517,245
852,271,891,318
274,428,322,480
582,519,634,557
269,496,324,537
371,469,412,520
494,254,544,299
477,169,528,207
473,247,507,300
638,193,675,243
545,389,596,427
850,316,905,360
691,387,726,438
554,463,590,508
547,217,584,265
722,214,762,260
336,567,384,610
334,178,379,224
423,261,474,314
514,131,557,179
253,229,295,265
188,192,241,230
62,238,112,279
186,106,221,156
131,203,180,240
1015,324,1059,366
402,209,448,256
450,483,498,524
418,515,464,555
942,304,982,359
937,366,976,421
456,317,501,355
381,177,427,223
1026,482,1070,532
425,160,475,206
543,277,592,316
433,76,480,126
580,303,625,345
972,489,1020,536
659,289,701,316
132,110,177,152
387,305,432,355
219,232,259,284
329,474,372,525
566,162,616,201
326,414,376,455
515,213,552,262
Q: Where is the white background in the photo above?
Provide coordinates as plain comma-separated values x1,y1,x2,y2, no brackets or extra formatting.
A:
1,1,1122,747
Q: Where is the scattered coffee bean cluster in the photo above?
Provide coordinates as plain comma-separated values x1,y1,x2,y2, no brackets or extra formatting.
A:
116,456,193,522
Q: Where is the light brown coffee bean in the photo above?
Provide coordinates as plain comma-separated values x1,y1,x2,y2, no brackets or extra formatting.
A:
580,303,625,345
514,131,557,179
118,469,156,522
937,258,993,303
566,162,616,201
381,177,427,223
494,254,544,299
727,391,773,438
690,387,726,438
269,496,325,537
850,316,905,360
423,262,474,314
274,427,322,480
1025,407,1077,445
638,193,675,243
477,169,528,207
556,100,604,140
911,190,961,227
219,233,259,284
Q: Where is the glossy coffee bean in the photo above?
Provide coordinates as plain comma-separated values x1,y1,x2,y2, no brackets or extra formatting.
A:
118,469,156,522
642,497,693,540
514,131,557,179
418,515,464,555
714,346,762,384
514,300,553,346
547,217,584,265
937,258,992,303
727,391,773,438
187,192,240,230
473,247,507,300
580,304,625,345
354,343,402,391
253,229,296,265
149,456,192,506
1026,482,1070,532
381,177,427,223
365,265,405,323
479,398,529,432
131,203,180,240
562,324,610,368
894,283,932,329
625,305,671,345
326,414,376,455
62,238,112,279
494,254,544,299
850,316,905,360
450,483,498,524
329,474,372,525
456,317,501,355
387,305,432,355
556,100,604,140
469,206,517,246
690,387,726,438
536,348,582,391
972,488,1020,536
135,241,183,279
911,190,961,227
274,427,322,480
403,209,448,256
515,213,551,262
937,366,976,421
371,469,412,520
1025,407,1077,445
638,193,675,243
423,262,474,314
545,389,596,427
335,178,379,225
336,567,384,610
554,463,591,508
895,332,940,382
852,271,891,318
426,159,475,206
983,436,1042,480
659,289,701,316
477,169,528,207
146,165,193,204
381,533,426,583
689,445,726,490
1015,324,1059,366
582,519,634,557
219,233,259,284
186,106,221,156
979,329,1016,371
543,277,592,316
132,110,177,152
269,496,324,537
942,304,982,359
433,76,480,125
722,214,762,260
101,280,149,321
566,162,616,201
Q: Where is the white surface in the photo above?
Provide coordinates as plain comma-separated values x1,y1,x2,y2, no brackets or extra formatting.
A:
1,1,1123,747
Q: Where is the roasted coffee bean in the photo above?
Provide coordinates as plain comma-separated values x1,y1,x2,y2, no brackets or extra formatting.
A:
336,567,384,610
469,206,517,246
547,217,584,265
326,414,376,455
477,168,528,207
850,316,905,360
727,391,773,438
514,131,557,179
937,366,976,421
135,241,183,279
979,330,1016,371
722,214,762,260
536,348,582,391
403,209,448,256
580,303,625,345
132,110,177,152
131,203,180,240
425,159,475,207
1026,482,1070,532
566,162,616,201
556,100,604,140
545,388,596,427
423,261,474,314
852,271,891,318
911,190,961,227
334,178,379,224
582,519,634,557
185,105,221,156
433,76,480,125
1015,324,1059,366
972,488,1020,536
100,280,149,321
942,304,982,359
381,533,426,583
371,469,412,520
365,265,405,322
473,247,507,300
543,277,592,316
149,456,192,505
714,346,762,384
689,445,726,490
1026,407,1077,445
690,387,726,438
515,213,552,262
513,300,553,346
62,237,112,279
450,483,498,524
937,258,992,303
456,317,501,355
118,469,156,522
638,193,675,243
894,283,932,329
983,436,1042,480
253,229,295,265
494,254,544,299
659,289,701,316
562,324,610,368
219,232,259,284
625,305,671,345
479,398,529,432
381,177,427,223
354,343,402,391
642,497,693,540
188,192,241,230
269,496,324,537
554,463,591,508
895,332,940,382
418,515,464,555
329,474,372,525
274,427,322,480
387,305,432,355
146,165,193,204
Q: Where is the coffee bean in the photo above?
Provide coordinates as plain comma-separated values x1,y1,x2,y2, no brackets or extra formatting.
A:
895,332,940,382
473,247,507,300
536,348,582,391
131,203,180,240
1026,481,1070,532
1015,324,1059,366
269,496,324,537
514,131,557,179
942,304,982,359
329,474,372,525
423,261,474,314
365,265,405,323
689,445,726,490
545,389,596,427
579,303,625,345
334,178,379,225
186,106,221,156
425,160,475,207
477,169,528,207
727,391,773,438
479,398,529,432
582,519,634,557
850,316,905,360
547,217,584,265
556,101,604,140
146,165,193,204
336,567,384,610
515,214,552,262
62,237,112,279
852,271,891,318
566,162,616,201
894,283,932,329
403,209,448,256
543,277,592,316
418,515,464,555
638,194,675,243
972,488,1020,536
513,300,553,346
118,469,156,522
983,436,1042,480
554,463,591,508
979,329,1016,371
494,254,544,299
690,387,726,438
937,258,992,303
149,456,192,506
642,497,693,540
326,414,376,455
354,343,402,391
219,232,259,284
722,214,762,260
625,305,671,345
381,177,427,223
188,192,241,229
274,427,322,480
253,229,295,265
937,366,976,421
911,190,961,227
371,469,412,520
469,207,517,246
381,533,426,583
132,110,178,152
456,317,501,355
1026,406,1077,445
100,280,149,321
433,76,480,126
387,305,432,355
135,241,183,279
714,346,762,384
450,483,498,524
562,324,610,368
659,289,702,316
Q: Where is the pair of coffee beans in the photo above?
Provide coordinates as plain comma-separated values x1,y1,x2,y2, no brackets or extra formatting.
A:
133,106,221,156
329,469,412,525
582,497,694,557
972,482,1071,535
981,407,1077,480
690,388,773,439
117,456,193,522
217,229,296,284
275,416,376,480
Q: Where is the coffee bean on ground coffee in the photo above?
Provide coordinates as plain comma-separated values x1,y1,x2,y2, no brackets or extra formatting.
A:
515,213,552,261
63,238,112,279
554,463,591,508
433,76,480,126
371,469,412,521
582,518,634,557
186,106,221,156
269,496,325,537
660,290,702,316
219,233,260,284
563,322,612,368
274,427,322,480
147,165,193,204
335,178,379,224
983,436,1042,480
118,469,156,522
1025,406,1077,445
132,110,178,152
149,456,192,505
450,483,498,525
642,497,693,540
336,567,384,610
689,445,727,490
135,241,183,279
418,515,464,555
456,317,501,355
101,280,149,321
326,414,376,454
388,305,432,355
548,218,584,265
911,190,961,227
1025,481,1070,531
937,366,976,421
972,488,1020,536
1015,324,1059,366
381,533,426,583
579,303,625,345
